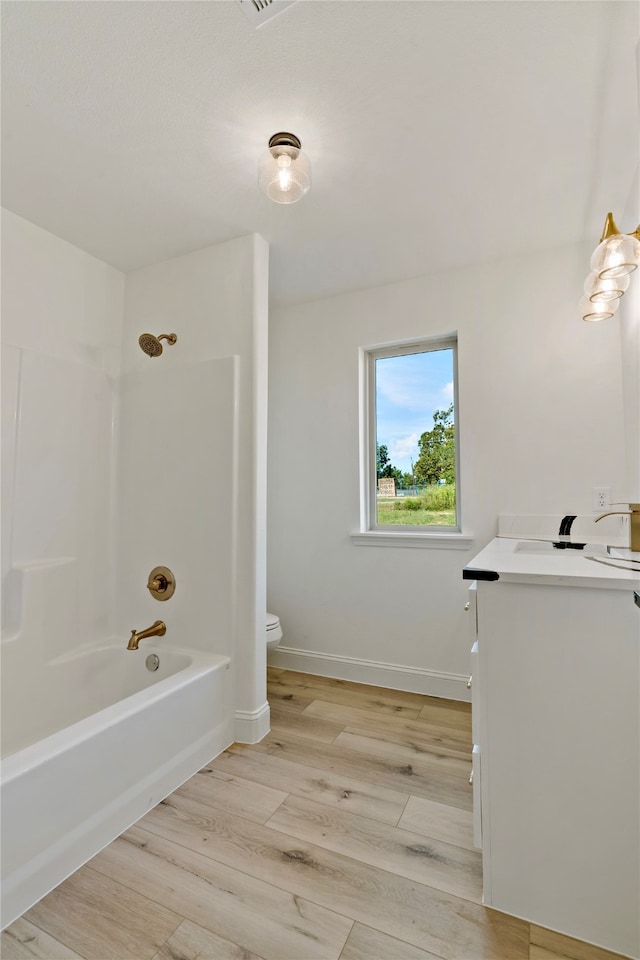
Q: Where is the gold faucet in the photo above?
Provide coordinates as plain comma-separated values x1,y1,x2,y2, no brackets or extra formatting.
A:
127,620,166,650
594,502,640,553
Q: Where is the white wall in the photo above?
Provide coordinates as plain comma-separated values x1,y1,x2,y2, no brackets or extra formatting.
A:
1,209,124,672
619,165,640,499
620,278,640,499
267,241,629,696
117,235,270,740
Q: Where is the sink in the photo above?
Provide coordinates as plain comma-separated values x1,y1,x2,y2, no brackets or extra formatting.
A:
514,541,558,553
514,541,608,556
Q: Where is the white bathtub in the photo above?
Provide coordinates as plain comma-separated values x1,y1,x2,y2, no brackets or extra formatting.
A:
0,641,233,929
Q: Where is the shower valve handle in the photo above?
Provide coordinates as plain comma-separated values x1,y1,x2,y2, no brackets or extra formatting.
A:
146,566,176,601
148,574,167,593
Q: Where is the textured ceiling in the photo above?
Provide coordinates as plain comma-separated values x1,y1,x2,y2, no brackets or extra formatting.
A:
1,1,638,307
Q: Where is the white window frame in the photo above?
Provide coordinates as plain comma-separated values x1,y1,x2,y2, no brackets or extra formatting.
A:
354,334,472,549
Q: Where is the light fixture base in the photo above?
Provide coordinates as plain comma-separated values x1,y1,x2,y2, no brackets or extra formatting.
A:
268,132,302,151
600,212,621,242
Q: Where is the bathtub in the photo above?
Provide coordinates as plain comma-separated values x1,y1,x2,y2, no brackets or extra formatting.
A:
0,641,233,929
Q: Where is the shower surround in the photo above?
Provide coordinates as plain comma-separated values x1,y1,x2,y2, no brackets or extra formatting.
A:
0,208,270,926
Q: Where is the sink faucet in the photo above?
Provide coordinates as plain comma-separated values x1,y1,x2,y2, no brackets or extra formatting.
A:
594,502,640,553
127,620,166,650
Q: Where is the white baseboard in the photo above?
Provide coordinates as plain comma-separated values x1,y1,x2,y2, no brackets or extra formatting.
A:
267,646,470,702
234,701,271,743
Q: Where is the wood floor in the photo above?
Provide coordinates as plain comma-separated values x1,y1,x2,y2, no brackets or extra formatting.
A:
2,669,628,960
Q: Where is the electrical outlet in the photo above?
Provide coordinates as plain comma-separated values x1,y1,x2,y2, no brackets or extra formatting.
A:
592,486,611,511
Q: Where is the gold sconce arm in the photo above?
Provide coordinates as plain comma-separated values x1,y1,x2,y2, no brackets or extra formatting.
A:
599,213,640,243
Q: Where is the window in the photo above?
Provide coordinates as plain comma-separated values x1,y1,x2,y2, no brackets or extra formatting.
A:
360,336,461,535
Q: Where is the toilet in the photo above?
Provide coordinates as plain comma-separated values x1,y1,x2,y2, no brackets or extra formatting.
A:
266,612,283,651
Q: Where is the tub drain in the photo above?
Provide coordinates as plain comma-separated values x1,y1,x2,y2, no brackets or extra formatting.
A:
146,654,160,672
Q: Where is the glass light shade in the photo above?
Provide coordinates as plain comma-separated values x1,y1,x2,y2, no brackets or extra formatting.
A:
579,295,618,322
259,143,311,204
583,271,629,302
590,233,640,279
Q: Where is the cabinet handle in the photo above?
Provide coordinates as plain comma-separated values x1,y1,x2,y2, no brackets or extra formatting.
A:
469,769,474,785
464,602,470,611
467,674,472,689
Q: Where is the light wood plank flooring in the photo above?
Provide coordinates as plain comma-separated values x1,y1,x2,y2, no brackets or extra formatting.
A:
2,669,628,960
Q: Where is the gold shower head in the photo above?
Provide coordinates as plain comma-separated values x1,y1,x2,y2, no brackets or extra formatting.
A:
138,333,177,357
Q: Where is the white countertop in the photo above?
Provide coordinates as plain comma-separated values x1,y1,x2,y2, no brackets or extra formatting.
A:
465,536,640,590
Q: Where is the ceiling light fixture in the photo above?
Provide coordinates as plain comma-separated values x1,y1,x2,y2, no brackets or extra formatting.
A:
259,132,311,204
581,213,640,321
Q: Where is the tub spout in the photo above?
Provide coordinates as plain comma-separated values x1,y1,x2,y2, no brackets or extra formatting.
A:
127,620,166,650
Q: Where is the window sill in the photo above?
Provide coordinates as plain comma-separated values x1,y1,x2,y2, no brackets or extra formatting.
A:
350,531,474,550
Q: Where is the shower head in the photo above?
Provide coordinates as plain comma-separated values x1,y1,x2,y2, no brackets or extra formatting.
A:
138,333,177,357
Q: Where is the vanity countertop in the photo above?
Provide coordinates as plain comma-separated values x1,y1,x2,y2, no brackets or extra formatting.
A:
464,536,640,590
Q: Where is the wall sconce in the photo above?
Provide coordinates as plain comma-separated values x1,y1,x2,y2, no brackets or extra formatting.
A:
259,132,311,204
579,297,618,323
581,213,640,321
583,271,629,303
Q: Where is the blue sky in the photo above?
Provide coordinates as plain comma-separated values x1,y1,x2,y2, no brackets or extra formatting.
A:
376,348,454,474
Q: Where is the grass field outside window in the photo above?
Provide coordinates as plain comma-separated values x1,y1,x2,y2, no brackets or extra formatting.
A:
376,483,456,526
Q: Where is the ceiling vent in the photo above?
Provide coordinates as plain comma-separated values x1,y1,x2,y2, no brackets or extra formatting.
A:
238,0,297,28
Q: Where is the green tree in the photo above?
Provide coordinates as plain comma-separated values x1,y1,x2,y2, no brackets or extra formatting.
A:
376,443,391,477
414,404,455,485
376,443,403,484
401,471,415,489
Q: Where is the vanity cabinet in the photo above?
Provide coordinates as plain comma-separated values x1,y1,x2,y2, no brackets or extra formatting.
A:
469,574,639,959
466,582,482,849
